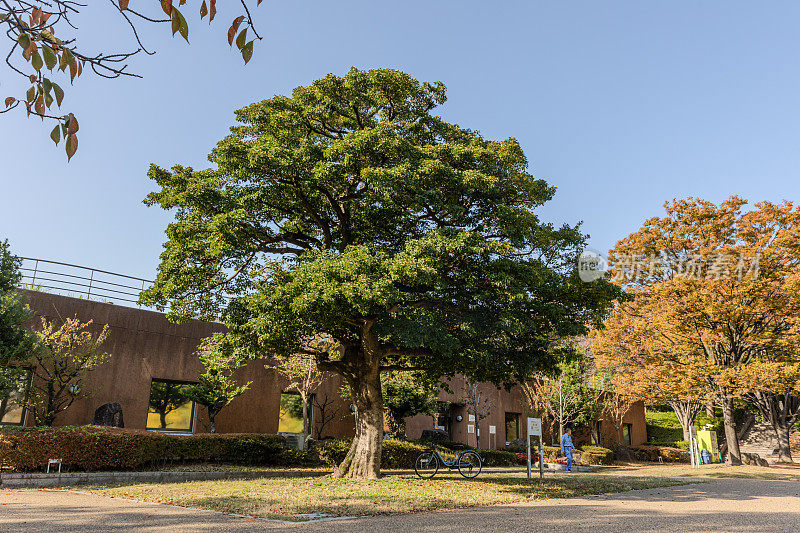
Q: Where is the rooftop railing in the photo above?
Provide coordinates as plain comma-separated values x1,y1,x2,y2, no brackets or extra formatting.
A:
18,257,153,308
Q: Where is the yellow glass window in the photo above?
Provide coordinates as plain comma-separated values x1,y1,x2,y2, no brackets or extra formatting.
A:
146,380,195,432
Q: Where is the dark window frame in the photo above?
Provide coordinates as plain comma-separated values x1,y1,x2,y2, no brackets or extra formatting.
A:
145,378,197,434
0,367,33,426
622,422,633,446
505,412,521,442
277,391,315,434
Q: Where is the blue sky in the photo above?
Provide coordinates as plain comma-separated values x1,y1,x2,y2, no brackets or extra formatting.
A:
3,1,800,280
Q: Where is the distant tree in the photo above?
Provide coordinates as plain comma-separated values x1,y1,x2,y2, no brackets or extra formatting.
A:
592,301,707,442
743,365,800,462
381,370,439,437
148,380,189,429
141,68,619,478
522,346,597,442
462,378,495,449
603,385,635,448
0,240,36,387
312,392,342,440
26,316,110,426
268,348,328,448
187,334,252,433
1,1,264,159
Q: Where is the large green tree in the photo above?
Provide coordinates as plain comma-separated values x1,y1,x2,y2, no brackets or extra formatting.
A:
142,68,617,479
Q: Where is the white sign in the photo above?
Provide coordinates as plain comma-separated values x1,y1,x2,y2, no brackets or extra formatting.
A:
489,425,496,435
527,417,542,437
467,424,475,434
468,414,475,422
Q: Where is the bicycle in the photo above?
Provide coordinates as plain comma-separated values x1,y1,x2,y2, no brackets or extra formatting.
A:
414,444,483,479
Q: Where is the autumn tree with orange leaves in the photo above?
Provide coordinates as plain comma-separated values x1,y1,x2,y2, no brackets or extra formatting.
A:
594,197,800,464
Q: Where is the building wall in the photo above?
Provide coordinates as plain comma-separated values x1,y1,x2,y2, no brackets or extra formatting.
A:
21,291,355,438
405,375,648,449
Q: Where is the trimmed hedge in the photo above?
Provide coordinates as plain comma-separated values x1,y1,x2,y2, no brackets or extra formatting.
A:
629,445,689,463
316,438,430,469
475,449,517,467
0,426,309,472
649,440,689,451
579,445,615,465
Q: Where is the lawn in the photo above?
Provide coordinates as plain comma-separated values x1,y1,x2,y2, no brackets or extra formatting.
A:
84,469,693,522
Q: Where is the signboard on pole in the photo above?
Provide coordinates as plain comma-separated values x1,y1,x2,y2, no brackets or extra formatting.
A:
527,417,542,437
526,418,544,479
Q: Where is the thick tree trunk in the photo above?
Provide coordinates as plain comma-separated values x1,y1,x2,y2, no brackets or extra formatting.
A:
775,423,793,463
706,402,715,418
749,392,799,464
209,409,216,434
333,362,383,480
721,397,742,466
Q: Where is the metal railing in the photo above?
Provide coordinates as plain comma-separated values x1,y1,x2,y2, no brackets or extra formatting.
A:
18,257,153,308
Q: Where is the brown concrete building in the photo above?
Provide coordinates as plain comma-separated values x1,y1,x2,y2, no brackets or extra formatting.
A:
3,289,646,449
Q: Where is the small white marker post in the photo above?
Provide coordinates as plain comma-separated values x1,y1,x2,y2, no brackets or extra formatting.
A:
527,417,543,479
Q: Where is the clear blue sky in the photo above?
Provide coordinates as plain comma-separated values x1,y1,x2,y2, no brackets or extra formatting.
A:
3,1,800,280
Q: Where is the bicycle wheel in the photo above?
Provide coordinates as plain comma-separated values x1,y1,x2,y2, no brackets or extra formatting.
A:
414,451,439,479
457,450,482,479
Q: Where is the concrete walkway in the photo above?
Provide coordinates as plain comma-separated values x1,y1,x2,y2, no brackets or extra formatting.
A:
2,478,800,532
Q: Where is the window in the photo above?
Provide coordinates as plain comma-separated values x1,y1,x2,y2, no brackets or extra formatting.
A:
0,369,31,425
622,423,633,446
505,412,520,442
146,379,196,432
278,392,313,433
592,421,602,446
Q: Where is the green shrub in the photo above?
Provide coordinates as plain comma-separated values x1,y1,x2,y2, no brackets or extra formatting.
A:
475,449,517,467
645,411,684,443
579,445,614,465
431,440,475,451
0,426,301,472
543,446,564,461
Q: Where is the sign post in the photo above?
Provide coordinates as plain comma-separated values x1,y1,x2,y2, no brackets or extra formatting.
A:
527,417,543,479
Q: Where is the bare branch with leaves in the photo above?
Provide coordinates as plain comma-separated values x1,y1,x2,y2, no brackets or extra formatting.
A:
1,0,263,159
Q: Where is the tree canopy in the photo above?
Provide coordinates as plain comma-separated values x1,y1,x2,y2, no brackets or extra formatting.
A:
142,68,618,478
594,196,800,464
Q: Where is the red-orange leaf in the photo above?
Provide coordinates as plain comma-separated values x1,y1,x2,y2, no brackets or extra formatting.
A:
67,113,79,134
65,133,78,161
228,16,245,46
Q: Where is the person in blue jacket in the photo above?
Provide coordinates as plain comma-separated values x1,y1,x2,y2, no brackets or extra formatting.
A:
560,427,575,472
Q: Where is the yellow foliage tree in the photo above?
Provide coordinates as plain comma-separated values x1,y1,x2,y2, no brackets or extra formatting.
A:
596,197,800,464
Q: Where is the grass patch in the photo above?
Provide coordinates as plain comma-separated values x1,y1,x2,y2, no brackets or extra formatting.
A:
84,471,691,521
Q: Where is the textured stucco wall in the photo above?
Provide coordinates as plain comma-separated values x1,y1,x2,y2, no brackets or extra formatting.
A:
22,290,355,437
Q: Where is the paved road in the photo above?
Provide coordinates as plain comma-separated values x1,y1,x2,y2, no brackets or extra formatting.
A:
2,478,800,532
